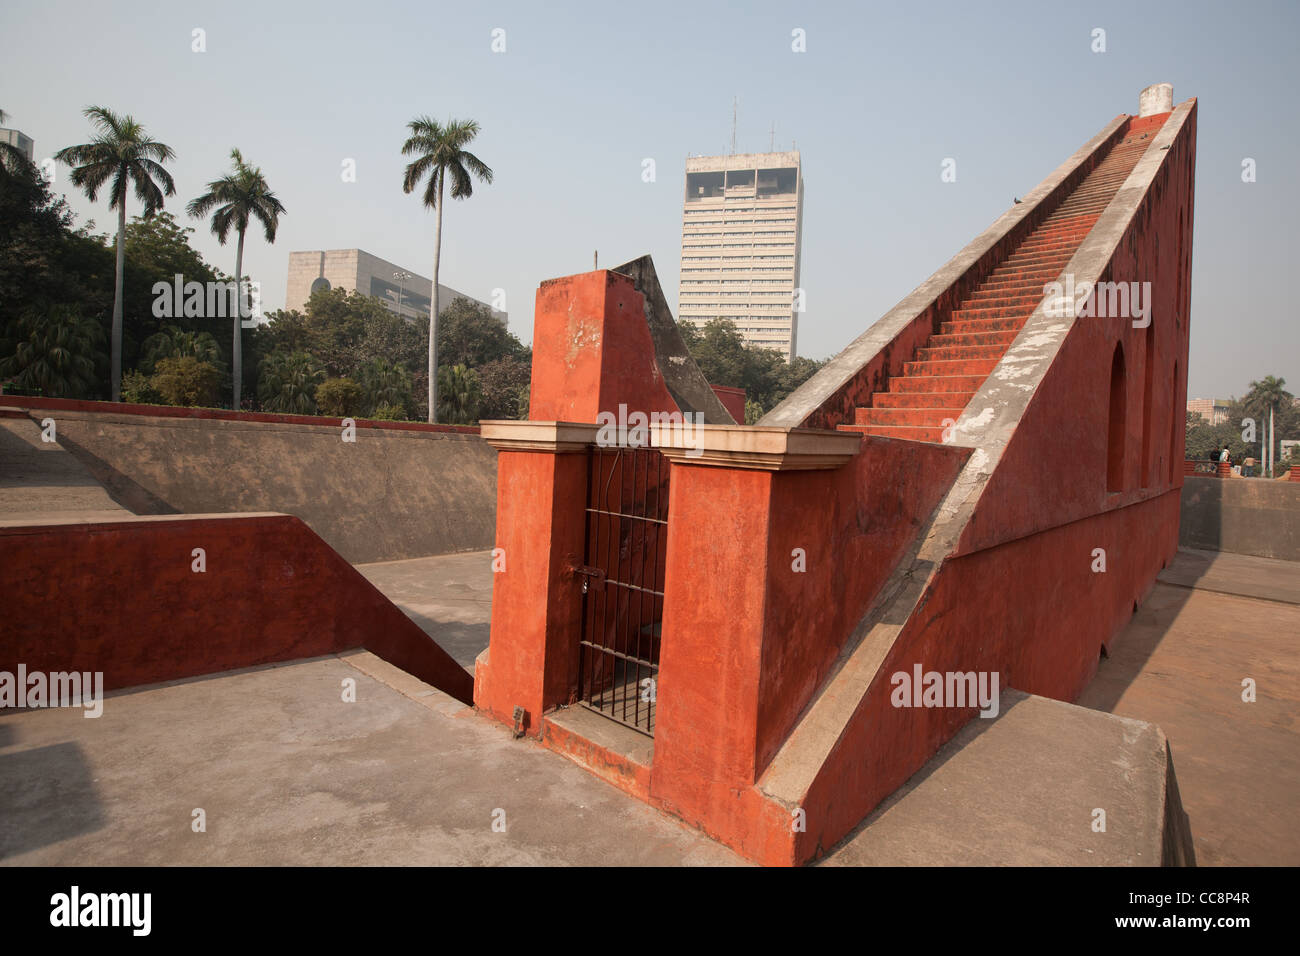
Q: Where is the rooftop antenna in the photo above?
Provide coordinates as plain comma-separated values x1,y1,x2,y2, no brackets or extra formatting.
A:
594,250,598,270
731,96,738,155
769,122,775,152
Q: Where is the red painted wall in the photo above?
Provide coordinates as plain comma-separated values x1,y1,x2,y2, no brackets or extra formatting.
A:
794,491,1180,860
0,514,473,703
650,437,968,855
529,271,679,423
710,385,747,424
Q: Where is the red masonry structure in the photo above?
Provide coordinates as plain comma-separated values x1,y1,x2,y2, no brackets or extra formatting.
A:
476,92,1197,865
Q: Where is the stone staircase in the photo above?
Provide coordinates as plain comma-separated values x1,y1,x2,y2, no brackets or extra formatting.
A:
841,126,1157,442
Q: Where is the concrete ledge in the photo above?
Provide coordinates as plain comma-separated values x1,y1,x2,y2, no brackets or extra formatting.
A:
650,423,862,470
480,420,599,453
0,394,479,434
823,690,1195,866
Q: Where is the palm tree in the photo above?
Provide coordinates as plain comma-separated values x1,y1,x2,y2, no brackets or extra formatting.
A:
401,117,493,422
141,326,222,373
187,149,286,410
1245,376,1292,476
359,357,412,415
54,106,175,402
258,350,325,415
0,306,105,398
436,363,483,424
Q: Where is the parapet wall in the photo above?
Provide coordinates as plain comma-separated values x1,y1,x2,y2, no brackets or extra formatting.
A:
1180,476,1300,560
0,398,498,564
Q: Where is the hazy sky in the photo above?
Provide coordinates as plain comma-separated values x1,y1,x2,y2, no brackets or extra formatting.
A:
2,0,1295,399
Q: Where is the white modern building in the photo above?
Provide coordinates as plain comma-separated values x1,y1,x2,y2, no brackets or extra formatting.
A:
677,150,804,360
0,128,34,163
286,249,506,327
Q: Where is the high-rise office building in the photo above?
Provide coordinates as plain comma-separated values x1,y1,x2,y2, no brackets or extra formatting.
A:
677,150,803,360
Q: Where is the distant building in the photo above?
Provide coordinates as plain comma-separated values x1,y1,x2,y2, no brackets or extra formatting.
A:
285,249,506,327
1186,397,1231,425
677,150,804,360
0,128,34,163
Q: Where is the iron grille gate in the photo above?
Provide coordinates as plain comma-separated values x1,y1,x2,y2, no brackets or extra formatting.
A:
576,446,669,736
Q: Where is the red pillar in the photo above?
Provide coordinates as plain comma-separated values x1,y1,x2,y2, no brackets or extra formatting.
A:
474,424,596,736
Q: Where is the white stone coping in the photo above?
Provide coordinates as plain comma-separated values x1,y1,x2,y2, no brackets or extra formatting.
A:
478,420,599,452
479,419,862,470
650,423,862,471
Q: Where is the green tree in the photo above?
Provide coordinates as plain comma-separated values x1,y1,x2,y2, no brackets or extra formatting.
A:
674,317,826,419
256,309,312,354
140,326,221,374
292,288,394,375
55,106,176,401
151,355,222,407
436,363,482,424
258,350,324,414
477,354,532,420
0,306,105,398
123,211,226,351
187,149,286,409
0,146,113,337
436,297,524,368
358,358,414,416
401,117,493,422
315,377,364,417
121,369,163,404
1244,376,1293,476
369,403,407,421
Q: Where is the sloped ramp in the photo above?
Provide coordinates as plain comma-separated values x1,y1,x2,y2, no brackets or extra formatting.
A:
0,512,474,704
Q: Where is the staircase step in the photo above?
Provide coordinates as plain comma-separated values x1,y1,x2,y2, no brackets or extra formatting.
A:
960,291,1044,308
873,390,977,409
889,374,987,394
950,304,1038,321
903,358,999,377
942,316,1023,335
929,329,1017,348
855,406,966,427
915,344,1006,362
837,423,947,443
1002,250,1075,267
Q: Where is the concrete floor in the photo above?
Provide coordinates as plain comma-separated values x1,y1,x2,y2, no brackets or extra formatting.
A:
823,690,1180,865
0,417,128,521
1076,547,1300,866
3,544,1294,866
0,652,744,866
356,552,492,669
